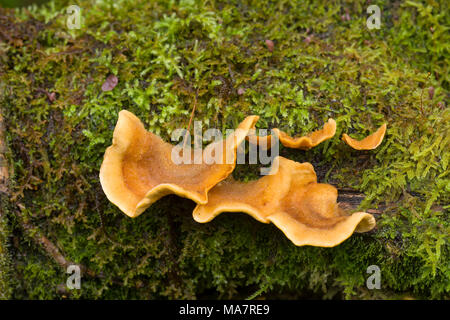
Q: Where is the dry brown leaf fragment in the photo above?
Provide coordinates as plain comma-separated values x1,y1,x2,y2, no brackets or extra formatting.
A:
99,110,258,218
265,39,274,52
342,123,387,150
101,74,118,92
193,156,375,247
246,118,336,150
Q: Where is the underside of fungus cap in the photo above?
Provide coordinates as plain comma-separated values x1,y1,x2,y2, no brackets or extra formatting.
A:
193,156,376,247
192,156,316,223
246,118,336,150
99,110,258,218
342,123,387,150
267,182,376,247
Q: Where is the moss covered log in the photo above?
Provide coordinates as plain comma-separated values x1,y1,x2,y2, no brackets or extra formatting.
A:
0,0,448,299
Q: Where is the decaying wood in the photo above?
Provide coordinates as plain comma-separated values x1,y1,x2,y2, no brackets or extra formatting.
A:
338,189,384,215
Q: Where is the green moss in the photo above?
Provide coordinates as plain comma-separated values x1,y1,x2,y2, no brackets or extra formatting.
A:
0,0,448,299
0,204,14,299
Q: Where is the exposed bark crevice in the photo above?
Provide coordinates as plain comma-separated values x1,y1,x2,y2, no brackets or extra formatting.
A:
0,113,8,194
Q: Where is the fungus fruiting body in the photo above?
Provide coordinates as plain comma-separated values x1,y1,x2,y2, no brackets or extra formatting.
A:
246,118,336,150
99,110,258,218
100,112,377,247
342,123,387,150
193,157,376,247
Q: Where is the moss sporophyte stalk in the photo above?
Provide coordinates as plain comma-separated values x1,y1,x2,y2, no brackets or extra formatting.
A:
0,0,448,299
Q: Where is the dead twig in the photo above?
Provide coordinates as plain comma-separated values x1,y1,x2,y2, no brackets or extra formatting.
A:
15,209,123,285
16,213,97,277
183,90,198,149
419,72,431,114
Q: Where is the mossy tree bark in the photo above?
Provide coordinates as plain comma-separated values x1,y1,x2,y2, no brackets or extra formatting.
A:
0,0,448,299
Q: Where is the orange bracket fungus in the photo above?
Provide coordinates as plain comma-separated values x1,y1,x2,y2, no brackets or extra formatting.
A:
246,118,336,150
100,110,258,218
342,123,387,150
193,156,375,247
100,112,377,247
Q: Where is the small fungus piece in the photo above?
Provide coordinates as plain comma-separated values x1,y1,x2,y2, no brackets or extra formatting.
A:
100,110,258,218
275,118,336,149
342,123,387,150
193,156,375,247
246,118,336,150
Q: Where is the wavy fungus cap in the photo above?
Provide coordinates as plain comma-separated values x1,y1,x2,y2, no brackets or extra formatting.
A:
100,110,258,218
193,156,375,247
246,119,336,150
342,123,387,150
